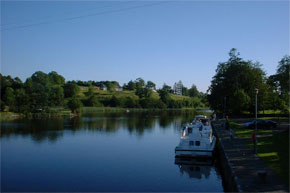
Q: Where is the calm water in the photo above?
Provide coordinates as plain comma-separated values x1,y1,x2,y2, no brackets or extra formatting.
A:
1,111,224,192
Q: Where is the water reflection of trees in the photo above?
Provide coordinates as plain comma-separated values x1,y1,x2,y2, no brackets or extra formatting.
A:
0,110,201,143
0,119,65,143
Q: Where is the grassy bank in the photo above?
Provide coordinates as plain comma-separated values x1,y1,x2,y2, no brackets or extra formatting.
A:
0,112,24,121
232,121,289,184
0,110,72,121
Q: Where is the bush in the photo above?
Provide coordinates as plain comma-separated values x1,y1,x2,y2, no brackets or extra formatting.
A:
87,95,103,107
124,97,138,108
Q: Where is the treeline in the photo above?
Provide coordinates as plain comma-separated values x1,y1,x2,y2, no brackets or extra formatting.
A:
0,72,206,114
208,48,289,115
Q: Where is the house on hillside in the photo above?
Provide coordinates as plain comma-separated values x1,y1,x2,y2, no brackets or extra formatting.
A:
173,81,183,95
100,84,107,91
115,85,123,91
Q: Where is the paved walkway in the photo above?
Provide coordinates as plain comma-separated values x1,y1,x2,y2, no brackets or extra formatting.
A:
212,121,289,192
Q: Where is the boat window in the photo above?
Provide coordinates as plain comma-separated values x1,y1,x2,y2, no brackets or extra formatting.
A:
188,128,192,133
189,141,194,146
195,141,200,146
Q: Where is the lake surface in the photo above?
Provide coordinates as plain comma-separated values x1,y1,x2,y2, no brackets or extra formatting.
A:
1,111,224,192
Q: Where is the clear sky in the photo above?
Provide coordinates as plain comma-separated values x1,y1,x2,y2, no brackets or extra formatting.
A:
1,1,289,92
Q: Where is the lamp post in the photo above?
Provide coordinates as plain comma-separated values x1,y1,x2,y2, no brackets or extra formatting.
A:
254,88,259,154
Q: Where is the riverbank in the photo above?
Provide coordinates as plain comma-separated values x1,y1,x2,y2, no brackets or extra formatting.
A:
0,112,24,121
0,107,211,121
212,121,289,192
0,110,71,121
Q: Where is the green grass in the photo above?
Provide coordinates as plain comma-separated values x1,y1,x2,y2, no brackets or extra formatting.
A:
0,112,23,121
259,110,282,114
257,131,289,184
170,94,191,100
234,123,289,184
229,121,243,130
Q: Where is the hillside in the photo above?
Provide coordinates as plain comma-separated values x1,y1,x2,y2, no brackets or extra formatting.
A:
78,86,192,101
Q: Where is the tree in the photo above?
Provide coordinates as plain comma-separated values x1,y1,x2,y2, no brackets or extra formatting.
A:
3,87,15,111
67,98,83,113
182,86,188,96
162,84,173,93
276,55,290,97
12,77,23,89
106,82,114,91
15,88,29,113
25,71,51,111
146,81,156,90
86,85,95,96
124,97,137,108
188,84,199,97
110,95,120,107
64,81,80,98
48,71,65,85
49,86,64,106
229,89,250,114
135,78,145,89
139,98,155,108
208,48,267,114
31,71,49,85
158,89,171,106
127,80,136,90
135,87,152,99
87,95,102,107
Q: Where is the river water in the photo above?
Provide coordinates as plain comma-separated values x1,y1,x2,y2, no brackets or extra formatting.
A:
1,111,224,192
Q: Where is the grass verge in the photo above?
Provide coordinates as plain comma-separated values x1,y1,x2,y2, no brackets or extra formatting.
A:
233,121,289,184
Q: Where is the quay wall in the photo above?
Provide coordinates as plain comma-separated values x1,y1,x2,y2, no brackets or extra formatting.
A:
212,121,289,192
212,122,240,192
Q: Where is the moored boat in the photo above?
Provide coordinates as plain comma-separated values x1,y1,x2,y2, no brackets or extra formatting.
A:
175,116,216,158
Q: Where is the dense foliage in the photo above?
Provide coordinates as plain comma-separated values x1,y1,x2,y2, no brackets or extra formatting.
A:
208,49,289,115
0,72,206,114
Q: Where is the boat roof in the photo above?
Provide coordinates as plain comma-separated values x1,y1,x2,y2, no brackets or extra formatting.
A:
194,115,207,119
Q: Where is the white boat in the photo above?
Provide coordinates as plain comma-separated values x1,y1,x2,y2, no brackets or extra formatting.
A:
191,115,207,126
175,117,216,158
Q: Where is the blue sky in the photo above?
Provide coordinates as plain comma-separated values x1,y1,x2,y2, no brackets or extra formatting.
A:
1,1,289,92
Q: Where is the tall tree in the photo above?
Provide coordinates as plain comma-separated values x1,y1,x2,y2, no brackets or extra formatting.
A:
146,81,156,90
64,81,80,98
159,89,171,106
67,98,83,114
135,78,145,89
48,71,65,85
276,55,289,96
3,87,16,111
25,71,51,111
127,80,136,90
208,48,267,114
162,84,173,93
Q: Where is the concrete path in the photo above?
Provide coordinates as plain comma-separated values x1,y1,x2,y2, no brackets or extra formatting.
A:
212,121,289,192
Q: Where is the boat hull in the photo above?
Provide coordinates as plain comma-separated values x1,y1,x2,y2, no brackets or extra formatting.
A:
175,149,213,158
